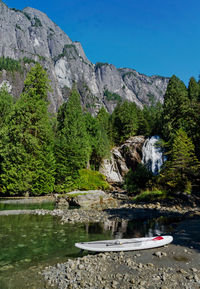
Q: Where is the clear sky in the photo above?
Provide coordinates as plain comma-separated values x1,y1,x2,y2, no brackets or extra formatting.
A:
4,0,200,85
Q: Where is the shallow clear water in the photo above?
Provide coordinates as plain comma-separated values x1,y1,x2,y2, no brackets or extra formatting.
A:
0,213,177,289
0,200,55,211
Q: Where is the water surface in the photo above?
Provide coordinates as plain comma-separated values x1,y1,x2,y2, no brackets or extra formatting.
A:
0,199,55,211
0,213,177,289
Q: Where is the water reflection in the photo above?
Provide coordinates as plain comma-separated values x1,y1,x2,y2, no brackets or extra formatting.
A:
0,214,179,289
100,216,178,239
0,199,55,211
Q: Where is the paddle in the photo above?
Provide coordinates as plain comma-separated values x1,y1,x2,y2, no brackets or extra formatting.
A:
80,236,164,246
106,236,164,246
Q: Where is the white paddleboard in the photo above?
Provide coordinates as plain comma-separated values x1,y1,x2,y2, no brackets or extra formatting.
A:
75,235,173,252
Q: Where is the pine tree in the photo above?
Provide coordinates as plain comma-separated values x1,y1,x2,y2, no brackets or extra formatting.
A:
138,101,163,136
55,87,90,188
188,77,199,102
160,128,200,193
110,101,139,144
0,84,13,127
85,112,110,169
162,75,189,140
0,64,55,195
97,107,110,134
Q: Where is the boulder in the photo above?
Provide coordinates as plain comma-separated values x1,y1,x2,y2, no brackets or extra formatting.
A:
100,136,145,184
66,190,118,209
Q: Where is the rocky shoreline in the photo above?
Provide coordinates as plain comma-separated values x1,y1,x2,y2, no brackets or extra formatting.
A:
1,194,200,288
39,200,200,289
31,200,200,224
42,217,200,289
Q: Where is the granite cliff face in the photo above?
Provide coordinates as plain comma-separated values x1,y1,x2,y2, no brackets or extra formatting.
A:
99,136,145,183
0,1,169,113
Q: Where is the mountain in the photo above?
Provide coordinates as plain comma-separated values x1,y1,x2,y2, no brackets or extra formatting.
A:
0,1,169,113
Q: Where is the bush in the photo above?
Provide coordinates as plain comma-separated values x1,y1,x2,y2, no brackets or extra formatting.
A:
132,190,169,202
104,90,122,102
124,164,153,194
0,57,22,72
55,169,110,193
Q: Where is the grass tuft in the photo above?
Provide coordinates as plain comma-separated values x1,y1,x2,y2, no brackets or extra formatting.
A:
132,190,170,202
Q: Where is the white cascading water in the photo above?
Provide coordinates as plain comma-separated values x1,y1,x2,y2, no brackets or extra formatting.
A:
142,136,165,175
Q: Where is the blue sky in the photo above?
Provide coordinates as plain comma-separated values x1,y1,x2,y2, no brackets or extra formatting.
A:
4,0,200,85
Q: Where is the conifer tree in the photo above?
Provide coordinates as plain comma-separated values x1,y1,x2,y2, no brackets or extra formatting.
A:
55,87,90,188
0,64,55,195
110,101,139,144
162,75,189,140
97,107,110,134
182,77,200,159
0,84,13,127
160,128,200,193
188,77,199,102
84,112,110,169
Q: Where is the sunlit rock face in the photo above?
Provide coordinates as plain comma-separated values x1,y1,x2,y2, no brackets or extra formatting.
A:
142,136,166,175
100,136,145,183
0,1,169,113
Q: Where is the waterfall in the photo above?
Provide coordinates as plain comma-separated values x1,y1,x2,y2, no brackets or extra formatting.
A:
142,136,165,175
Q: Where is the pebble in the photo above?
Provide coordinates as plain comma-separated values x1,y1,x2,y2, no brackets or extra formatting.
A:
37,198,200,289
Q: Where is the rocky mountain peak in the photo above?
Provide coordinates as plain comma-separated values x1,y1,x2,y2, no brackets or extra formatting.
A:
0,1,169,113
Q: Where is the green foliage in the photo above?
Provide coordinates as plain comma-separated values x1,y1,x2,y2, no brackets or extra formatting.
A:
95,62,109,69
11,8,22,13
53,45,78,62
159,128,200,193
161,74,200,160
22,11,31,21
188,77,199,101
0,64,55,196
162,75,189,140
138,101,163,136
55,87,90,186
0,85,13,127
55,169,110,193
72,169,110,191
97,106,112,139
132,190,168,202
124,164,154,194
110,101,139,144
33,17,42,27
122,71,135,80
0,57,22,72
22,63,51,101
16,24,22,30
84,112,110,169
104,90,122,102
22,57,36,64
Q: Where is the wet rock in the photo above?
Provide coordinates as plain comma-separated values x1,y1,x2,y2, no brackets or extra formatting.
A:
66,190,118,210
153,251,162,258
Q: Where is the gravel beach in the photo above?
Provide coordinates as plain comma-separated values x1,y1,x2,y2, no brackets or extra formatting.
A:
41,202,200,289
43,218,200,289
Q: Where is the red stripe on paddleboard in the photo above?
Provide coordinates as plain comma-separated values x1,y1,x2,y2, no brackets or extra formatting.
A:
152,236,164,241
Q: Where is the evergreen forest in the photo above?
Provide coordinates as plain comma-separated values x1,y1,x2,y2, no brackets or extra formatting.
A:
0,65,200,197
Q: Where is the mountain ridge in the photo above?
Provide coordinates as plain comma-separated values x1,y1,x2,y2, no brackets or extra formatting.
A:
0,1,169,113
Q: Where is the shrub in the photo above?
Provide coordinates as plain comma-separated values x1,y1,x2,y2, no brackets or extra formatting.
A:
124,164,153,194
0,57,22,72
104,90,122,102
55,169,110,193
132,190,169,202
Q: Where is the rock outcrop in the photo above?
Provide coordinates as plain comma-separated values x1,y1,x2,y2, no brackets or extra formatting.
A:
100,136,145,183
0,1,169,113
57,190,118,210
